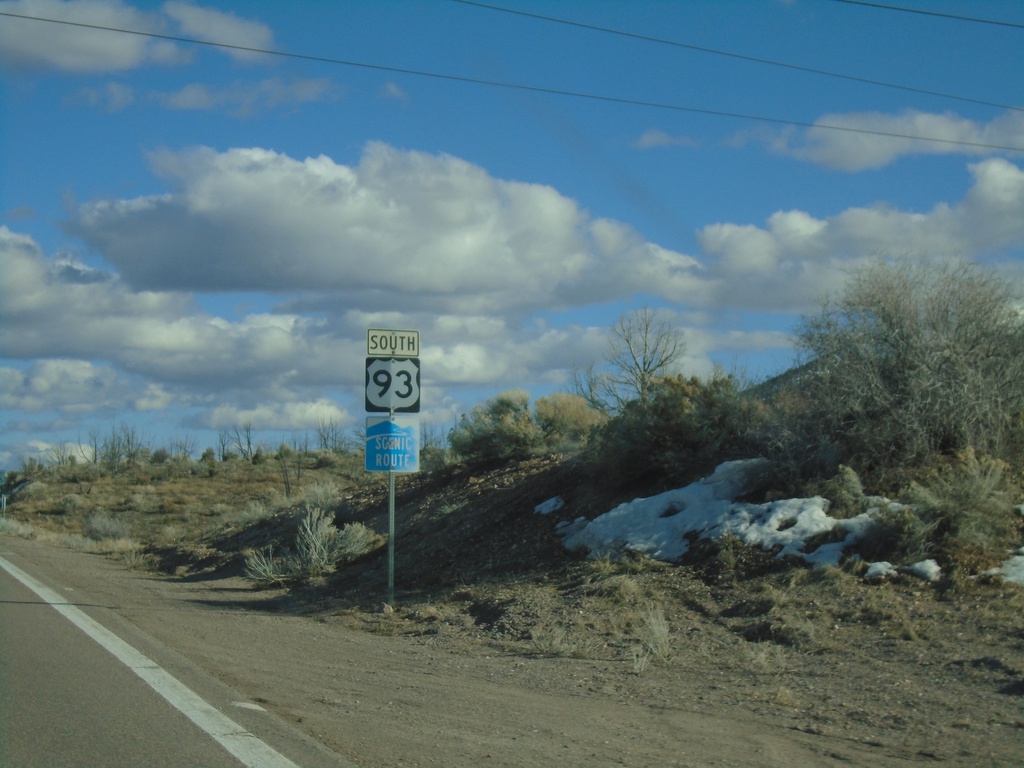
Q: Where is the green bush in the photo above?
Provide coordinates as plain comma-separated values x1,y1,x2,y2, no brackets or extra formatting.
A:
899,450,1022,570
533,392,606,452
589,373,762,489
857,504,936,565
853,450,1022,570
449,389,544,463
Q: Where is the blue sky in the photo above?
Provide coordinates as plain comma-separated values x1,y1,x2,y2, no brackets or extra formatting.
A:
2,0,1023,468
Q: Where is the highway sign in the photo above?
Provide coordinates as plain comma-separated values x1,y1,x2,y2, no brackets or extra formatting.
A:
365,357,421,413
365,417,419,472
367,328,419,357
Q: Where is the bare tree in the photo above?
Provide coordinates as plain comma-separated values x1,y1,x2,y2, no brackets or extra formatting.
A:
314,416,348,453
170,433,198,458
217,430,232,461
99,424,136,474
233,421,256,460
47,442,76,467
290,432,309,486
574,307,686,412
118,423,148,467
86,427,102,463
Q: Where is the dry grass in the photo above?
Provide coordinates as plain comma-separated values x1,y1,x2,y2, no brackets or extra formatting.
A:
582,573,643,603
529,625,603,658
637,603,672,660
0,517,36,538
83,511,131,541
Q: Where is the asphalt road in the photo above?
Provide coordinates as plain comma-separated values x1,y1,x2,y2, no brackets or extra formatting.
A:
0,545,348,768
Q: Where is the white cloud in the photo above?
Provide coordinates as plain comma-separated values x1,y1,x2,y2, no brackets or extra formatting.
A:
151,76,334,116
0,227,348,395
0,360,133,413
697,158,1024,311
0,0,187,73
161,0,273,62
69,143,708,312
71,81,135,111
202,399,349,432
0,225,609,432
5,150,1022,454
634,129,699,150
0,0,273,73
771,109,1024,171
379,81,408,101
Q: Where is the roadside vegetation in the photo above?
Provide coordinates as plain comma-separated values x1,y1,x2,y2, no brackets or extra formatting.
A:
3,259,1023,679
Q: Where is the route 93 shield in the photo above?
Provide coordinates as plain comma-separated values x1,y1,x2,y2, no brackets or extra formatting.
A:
365,357,421,413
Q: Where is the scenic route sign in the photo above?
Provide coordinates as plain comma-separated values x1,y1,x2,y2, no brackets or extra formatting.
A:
365,417,420,472
364,327,422,604
365,356,421,413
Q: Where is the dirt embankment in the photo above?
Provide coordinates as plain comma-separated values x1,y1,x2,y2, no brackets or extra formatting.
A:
4,456,1023,767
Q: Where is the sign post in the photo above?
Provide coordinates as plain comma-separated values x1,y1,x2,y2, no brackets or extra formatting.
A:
364,329,420,605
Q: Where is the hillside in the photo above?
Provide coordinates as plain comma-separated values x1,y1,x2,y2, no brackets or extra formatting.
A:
3,453,1024,766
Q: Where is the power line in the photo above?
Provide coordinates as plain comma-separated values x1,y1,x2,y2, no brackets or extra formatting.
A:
454,0,1024,114
829,0,1024,30
2,10,1023,156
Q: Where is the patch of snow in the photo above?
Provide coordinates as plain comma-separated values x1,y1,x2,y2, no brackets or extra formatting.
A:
982,547,1024,586
557,459,1024,584
901,559,941,582
561,459,874,566
866,561,897,579
561,459,773,562
534,496,565,515
999,554,1024,585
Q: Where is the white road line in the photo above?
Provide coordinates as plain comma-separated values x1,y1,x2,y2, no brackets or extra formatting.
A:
0,554,301,768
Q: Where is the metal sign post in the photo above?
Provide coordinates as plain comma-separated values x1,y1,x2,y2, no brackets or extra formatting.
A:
388,448,396,604
364,329,420,606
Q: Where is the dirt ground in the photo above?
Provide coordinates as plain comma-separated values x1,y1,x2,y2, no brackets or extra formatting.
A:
4,528,1022,768
4,455,1024,767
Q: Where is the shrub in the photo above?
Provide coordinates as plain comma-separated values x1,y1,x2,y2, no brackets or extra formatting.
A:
290,507,340,577
304,480,340,511
0,517,36,538
795,260,1024,472
239,499,271,524
60,493,88,515
590,372,762,489
449,389,544,464
637,604,672,661
533,392,606,452
244,509,384,586
311,450,341,469
83,511,131,541
857,504,936,565
810,465,866,519
244,546,286,586
899,449,1022,570
331,521,385,561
